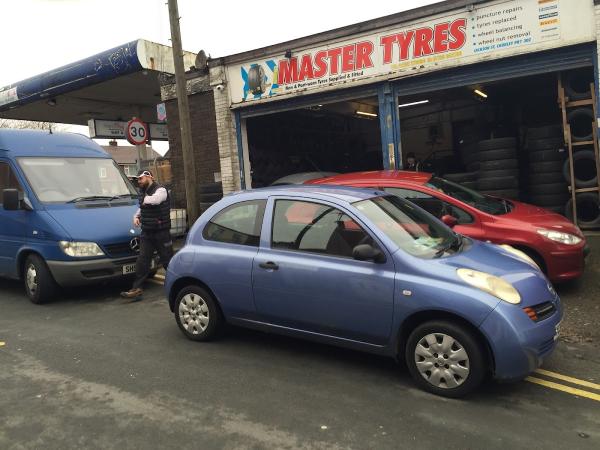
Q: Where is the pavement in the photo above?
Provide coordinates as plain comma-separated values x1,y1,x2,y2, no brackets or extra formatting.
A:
0,237,599,449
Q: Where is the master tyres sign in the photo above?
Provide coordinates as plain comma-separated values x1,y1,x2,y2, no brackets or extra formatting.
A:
227,0,595,105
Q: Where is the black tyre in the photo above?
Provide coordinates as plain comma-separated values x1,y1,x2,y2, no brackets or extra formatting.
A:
479,159,518,171
405,320,486,398
529,193,570,207
174,285,223,341
565,71,592,101
462,181,477,190
198,192,223,203
478,168,517,178
478,148,517,162
528,171,565,184
530,160,565,174
466,162,480,172
477,176,519,190
526,125,562,140
443,172,477,183
526,138,564,152
197,182,223,195
480,189,520,199
248,65,266,95
528,182,568,195
563,150,598,188
528,148,567,163
478,137,517,151
565,193,600,227
23,254,57,304
567,108,594,142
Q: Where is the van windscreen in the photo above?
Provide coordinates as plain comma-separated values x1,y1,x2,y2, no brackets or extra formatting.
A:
18,157,137,203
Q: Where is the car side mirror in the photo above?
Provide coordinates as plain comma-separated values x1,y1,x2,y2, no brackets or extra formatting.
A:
3,189,20,210
441,214,458,228
353,244,386,263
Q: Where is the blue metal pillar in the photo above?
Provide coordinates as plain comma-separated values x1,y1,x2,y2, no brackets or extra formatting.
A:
234,110,246,190
378,83,401,169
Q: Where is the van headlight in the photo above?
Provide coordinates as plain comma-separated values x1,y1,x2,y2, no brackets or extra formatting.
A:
537,229,581,245
59,241,105,257
457,268,521,304
499,244,539,269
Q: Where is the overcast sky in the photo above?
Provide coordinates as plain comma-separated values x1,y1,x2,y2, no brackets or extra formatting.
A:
1,0,439,152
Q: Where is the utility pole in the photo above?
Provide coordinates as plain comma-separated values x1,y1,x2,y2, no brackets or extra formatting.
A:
167,0,199,224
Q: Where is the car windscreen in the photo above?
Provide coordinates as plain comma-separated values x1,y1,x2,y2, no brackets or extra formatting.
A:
426,176,511,215
18,157,138,203
353,195,459,259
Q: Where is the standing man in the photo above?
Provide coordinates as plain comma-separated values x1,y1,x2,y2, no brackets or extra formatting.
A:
405,152,421,171
121,169,173,300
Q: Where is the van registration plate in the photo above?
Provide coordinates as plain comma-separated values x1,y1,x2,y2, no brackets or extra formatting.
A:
122,263,136,275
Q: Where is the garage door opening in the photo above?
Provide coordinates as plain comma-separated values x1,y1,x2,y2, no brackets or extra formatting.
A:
396,67,595,216
244,96,382,188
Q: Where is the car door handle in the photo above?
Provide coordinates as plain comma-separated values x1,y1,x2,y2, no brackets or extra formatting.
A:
259,261,279,270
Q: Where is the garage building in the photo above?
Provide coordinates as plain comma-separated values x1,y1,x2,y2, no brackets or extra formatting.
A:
161,0,600,228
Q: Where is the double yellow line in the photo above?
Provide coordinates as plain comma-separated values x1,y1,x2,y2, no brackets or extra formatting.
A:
149,274,599,402
527,368,600,402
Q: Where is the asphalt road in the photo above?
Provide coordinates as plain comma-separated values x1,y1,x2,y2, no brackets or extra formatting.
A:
1,278,599,450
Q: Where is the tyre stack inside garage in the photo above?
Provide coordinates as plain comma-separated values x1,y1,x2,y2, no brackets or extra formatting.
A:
476,137,519,199
525,126,568,214
198,182,223,215
563,105,600,227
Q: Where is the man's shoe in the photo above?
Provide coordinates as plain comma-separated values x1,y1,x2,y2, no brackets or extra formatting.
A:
120,288,143,299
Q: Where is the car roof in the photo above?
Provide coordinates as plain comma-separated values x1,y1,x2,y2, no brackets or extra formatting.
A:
0,129,109,158
231,184,384,203
271,171,339,185
309,170,432,186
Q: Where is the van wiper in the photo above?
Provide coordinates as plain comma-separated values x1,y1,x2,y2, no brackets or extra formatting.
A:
109,194,137,201
67,195,113,203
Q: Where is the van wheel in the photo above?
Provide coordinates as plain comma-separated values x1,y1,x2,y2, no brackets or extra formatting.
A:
175,286,223,341
405,321,486,398
24,254,57,304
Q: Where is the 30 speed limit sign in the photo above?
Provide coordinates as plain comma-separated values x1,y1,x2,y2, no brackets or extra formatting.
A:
126,118,148,145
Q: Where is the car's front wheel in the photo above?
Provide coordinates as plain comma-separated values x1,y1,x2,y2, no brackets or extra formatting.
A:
405,321,486,397
174,286,223,341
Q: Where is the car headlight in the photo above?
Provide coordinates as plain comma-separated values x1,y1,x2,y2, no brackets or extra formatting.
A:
58,241,105,257
537,229,581,245
499,244,539,269
457,268,521,304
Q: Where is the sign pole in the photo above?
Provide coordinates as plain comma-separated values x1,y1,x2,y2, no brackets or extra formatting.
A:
167,0,199,225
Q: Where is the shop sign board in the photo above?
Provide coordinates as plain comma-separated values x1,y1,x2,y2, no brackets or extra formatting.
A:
228,0,595,105
88,119,169,141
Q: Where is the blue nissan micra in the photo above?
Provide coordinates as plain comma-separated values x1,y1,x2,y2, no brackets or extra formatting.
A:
165,185,562,397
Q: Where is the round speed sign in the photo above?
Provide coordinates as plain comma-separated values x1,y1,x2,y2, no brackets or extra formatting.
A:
126,118,148,145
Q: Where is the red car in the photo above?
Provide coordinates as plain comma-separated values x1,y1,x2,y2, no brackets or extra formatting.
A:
309,170,588,283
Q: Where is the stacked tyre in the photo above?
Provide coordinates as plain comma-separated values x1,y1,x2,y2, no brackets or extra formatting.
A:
525,126,568,214
476,137,520,199
563,149,600,227
198,182,223,214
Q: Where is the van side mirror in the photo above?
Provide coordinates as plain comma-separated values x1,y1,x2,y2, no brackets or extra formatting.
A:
441,214,458,228
3,189,20,210
353,244,386,263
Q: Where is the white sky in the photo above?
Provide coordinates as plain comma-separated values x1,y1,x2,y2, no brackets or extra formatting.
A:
1,0,439,154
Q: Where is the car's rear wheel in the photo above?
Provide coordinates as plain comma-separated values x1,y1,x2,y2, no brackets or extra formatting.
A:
175,286,223,341
23,254,57,304
405,321,486,397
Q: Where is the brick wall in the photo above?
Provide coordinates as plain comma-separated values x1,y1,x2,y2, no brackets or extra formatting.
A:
165,90,221,208
209,65,242,194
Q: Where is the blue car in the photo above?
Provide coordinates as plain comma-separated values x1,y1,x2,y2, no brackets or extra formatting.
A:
165,185,562,397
